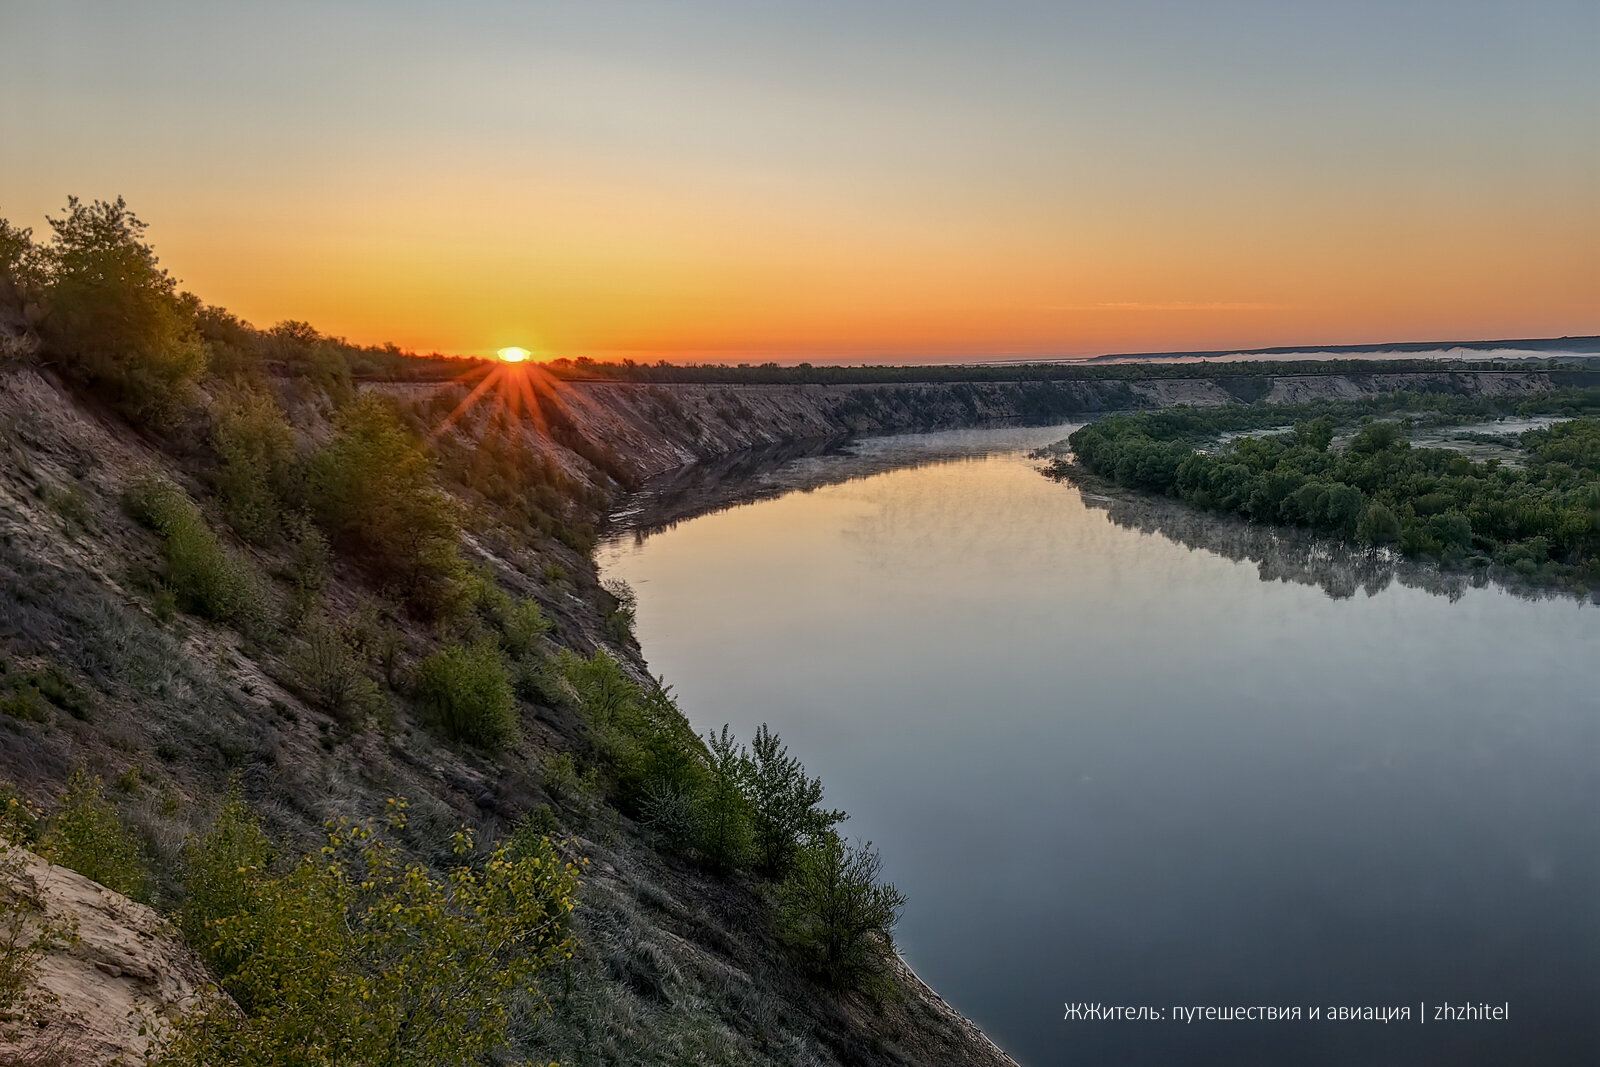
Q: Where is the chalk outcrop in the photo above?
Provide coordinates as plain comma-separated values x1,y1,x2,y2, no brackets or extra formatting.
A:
0,847,214,1067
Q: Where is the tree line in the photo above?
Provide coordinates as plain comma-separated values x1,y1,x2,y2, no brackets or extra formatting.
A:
1062,397,1600,586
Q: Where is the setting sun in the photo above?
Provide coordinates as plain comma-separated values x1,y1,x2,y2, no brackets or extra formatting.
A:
496,346,531,363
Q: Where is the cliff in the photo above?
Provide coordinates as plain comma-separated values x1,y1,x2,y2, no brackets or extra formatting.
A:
0,357,1574,1067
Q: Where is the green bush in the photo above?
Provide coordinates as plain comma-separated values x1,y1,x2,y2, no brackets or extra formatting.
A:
160,802,579,1067
558,651,704,812
542,751,583,802
212,387,297,544
292,615,385,721
511,657,570,708
37,197,206,431
414,642,517,749
178,796,275,977
0,689,46,722
306,394,465,618
500,597,552,660
780,834,906,992
638,780,698,854
0,662,92,724
127,475,272,633
40,771,151,901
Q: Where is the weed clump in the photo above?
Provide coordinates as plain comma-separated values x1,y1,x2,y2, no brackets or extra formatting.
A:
413,641,518,749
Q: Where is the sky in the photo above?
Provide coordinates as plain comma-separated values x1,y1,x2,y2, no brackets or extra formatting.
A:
2,1,1596,363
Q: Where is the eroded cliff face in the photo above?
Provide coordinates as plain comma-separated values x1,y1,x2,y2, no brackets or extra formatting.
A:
0,360,1023,1067
0,846,214,1067
389,368,1564,485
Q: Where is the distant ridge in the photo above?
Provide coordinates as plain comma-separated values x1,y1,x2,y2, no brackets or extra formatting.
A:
1085,335,1600,363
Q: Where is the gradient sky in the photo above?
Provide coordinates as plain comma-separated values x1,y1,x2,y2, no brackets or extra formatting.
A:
3,1,1596,362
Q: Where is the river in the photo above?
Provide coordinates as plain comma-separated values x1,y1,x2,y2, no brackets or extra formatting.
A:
596,422,1600,1066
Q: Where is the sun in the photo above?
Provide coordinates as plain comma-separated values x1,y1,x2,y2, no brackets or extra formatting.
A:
496,346,531,363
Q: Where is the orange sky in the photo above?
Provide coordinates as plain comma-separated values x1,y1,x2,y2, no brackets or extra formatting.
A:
4,2,1596,362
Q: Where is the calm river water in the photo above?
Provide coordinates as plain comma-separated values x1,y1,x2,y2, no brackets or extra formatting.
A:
596,423,1600,1066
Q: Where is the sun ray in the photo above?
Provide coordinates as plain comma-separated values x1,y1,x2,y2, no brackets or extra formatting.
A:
428,362,505,442
419,347,581,447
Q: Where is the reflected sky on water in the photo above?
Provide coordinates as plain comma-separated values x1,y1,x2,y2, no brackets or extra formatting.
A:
598,424,1600,1067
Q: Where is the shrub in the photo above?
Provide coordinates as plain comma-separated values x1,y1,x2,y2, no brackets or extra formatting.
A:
780,834,906,991
40,771,151,901
511,658,570,708
37,197,206,431
462,575,550,659
413,642,517,749
292,615,385,721
178,796,275,977
0,785,40,845
557,651,704,811
638,780,698,855
0,663,92,723
511,805,560,844
1,799,76,1024
160,804,579,1067
542,752,582,801
500,597,552,660
305,394,465,618
558,649,637,729
212,387,297,544
284,516,330,622
127,476,272,633
0,689,46,722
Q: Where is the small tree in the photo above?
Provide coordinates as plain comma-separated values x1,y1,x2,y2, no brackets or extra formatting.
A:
741,723,845,877
212,387,298,544
39,197,206,430
780,834,906,991
696,725,752,874
0,215,42,306
306,394,464,618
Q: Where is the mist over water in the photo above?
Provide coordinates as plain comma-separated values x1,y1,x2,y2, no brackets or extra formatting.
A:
598,424,1600,1067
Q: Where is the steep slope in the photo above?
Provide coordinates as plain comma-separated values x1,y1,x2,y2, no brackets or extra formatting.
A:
0,356,1576,1066
0,360,1020,1067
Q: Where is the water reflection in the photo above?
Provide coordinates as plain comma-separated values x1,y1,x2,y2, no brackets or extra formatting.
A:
612,424,1078,540
598,424,1600,1067
1070,476,1598,605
